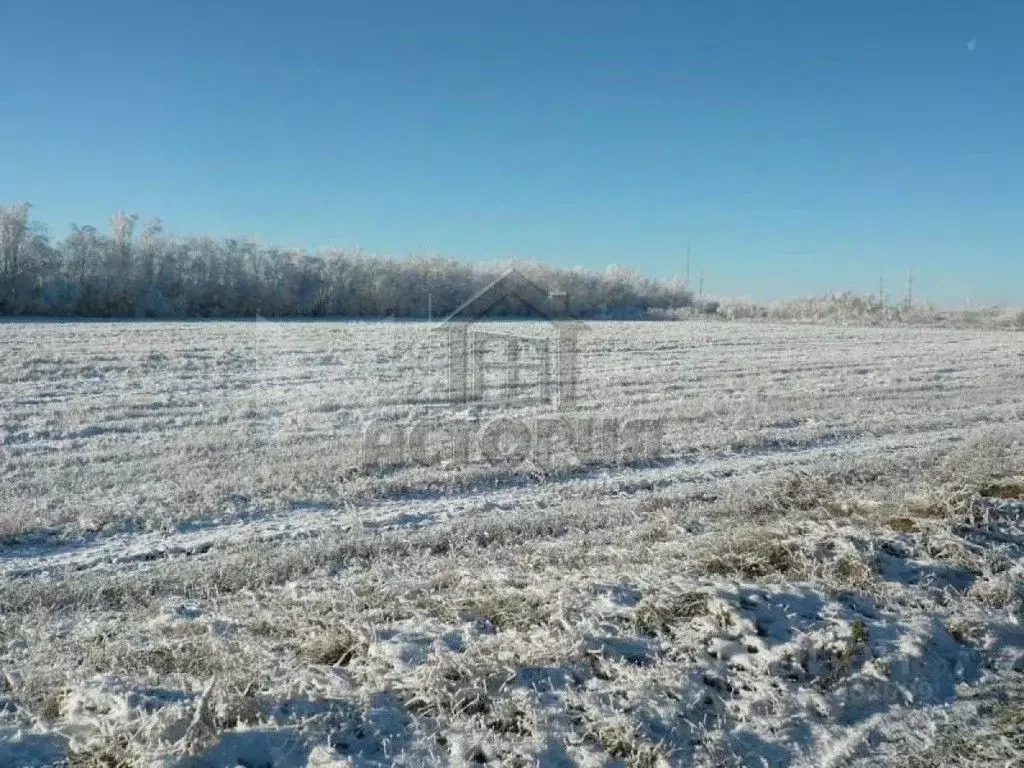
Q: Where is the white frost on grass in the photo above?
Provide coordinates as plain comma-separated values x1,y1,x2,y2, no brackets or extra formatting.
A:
1,321,1023,765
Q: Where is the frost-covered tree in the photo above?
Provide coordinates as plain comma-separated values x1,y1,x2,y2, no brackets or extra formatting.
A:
0,205,694,318
109,210,137,275
0,202,31,281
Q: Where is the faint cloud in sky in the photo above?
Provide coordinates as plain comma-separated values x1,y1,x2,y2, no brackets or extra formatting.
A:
966,38,977,52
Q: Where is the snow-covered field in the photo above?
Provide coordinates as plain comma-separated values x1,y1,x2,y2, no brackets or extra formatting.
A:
1,319,1022,767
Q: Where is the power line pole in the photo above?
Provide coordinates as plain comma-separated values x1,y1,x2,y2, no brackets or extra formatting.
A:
685,244,691,286
906,269,914,307
699,271,704,299
879,276,884,306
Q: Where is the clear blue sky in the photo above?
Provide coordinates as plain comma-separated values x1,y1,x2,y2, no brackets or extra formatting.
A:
2,1,1022,306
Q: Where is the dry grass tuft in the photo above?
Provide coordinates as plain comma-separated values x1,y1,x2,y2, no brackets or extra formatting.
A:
305,626,368,666
67,740,137,768
979,482,1024,500
632,590,710,636
702,536,812,581
583,716,673,767
886,516,921,533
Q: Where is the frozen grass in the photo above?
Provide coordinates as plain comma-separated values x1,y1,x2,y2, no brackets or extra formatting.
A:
1,320,1023,766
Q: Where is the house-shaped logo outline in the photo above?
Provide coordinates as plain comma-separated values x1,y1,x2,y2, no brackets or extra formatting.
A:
433,269,588,409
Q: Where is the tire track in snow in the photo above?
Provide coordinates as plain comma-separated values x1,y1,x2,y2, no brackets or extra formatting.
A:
0,420,997,582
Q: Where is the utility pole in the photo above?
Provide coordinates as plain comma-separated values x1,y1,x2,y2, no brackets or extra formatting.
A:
906,269,914,307
879,276,884,306
685,244,691,287
699,271,704,299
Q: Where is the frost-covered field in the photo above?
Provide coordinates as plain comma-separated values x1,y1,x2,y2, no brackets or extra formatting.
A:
1,320,1023,767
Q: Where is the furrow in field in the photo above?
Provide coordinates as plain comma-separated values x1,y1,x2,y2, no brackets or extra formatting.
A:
0,419,998,582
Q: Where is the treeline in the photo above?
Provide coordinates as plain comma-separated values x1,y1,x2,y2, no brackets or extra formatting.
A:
0,204,692,319
658,291,1024,329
